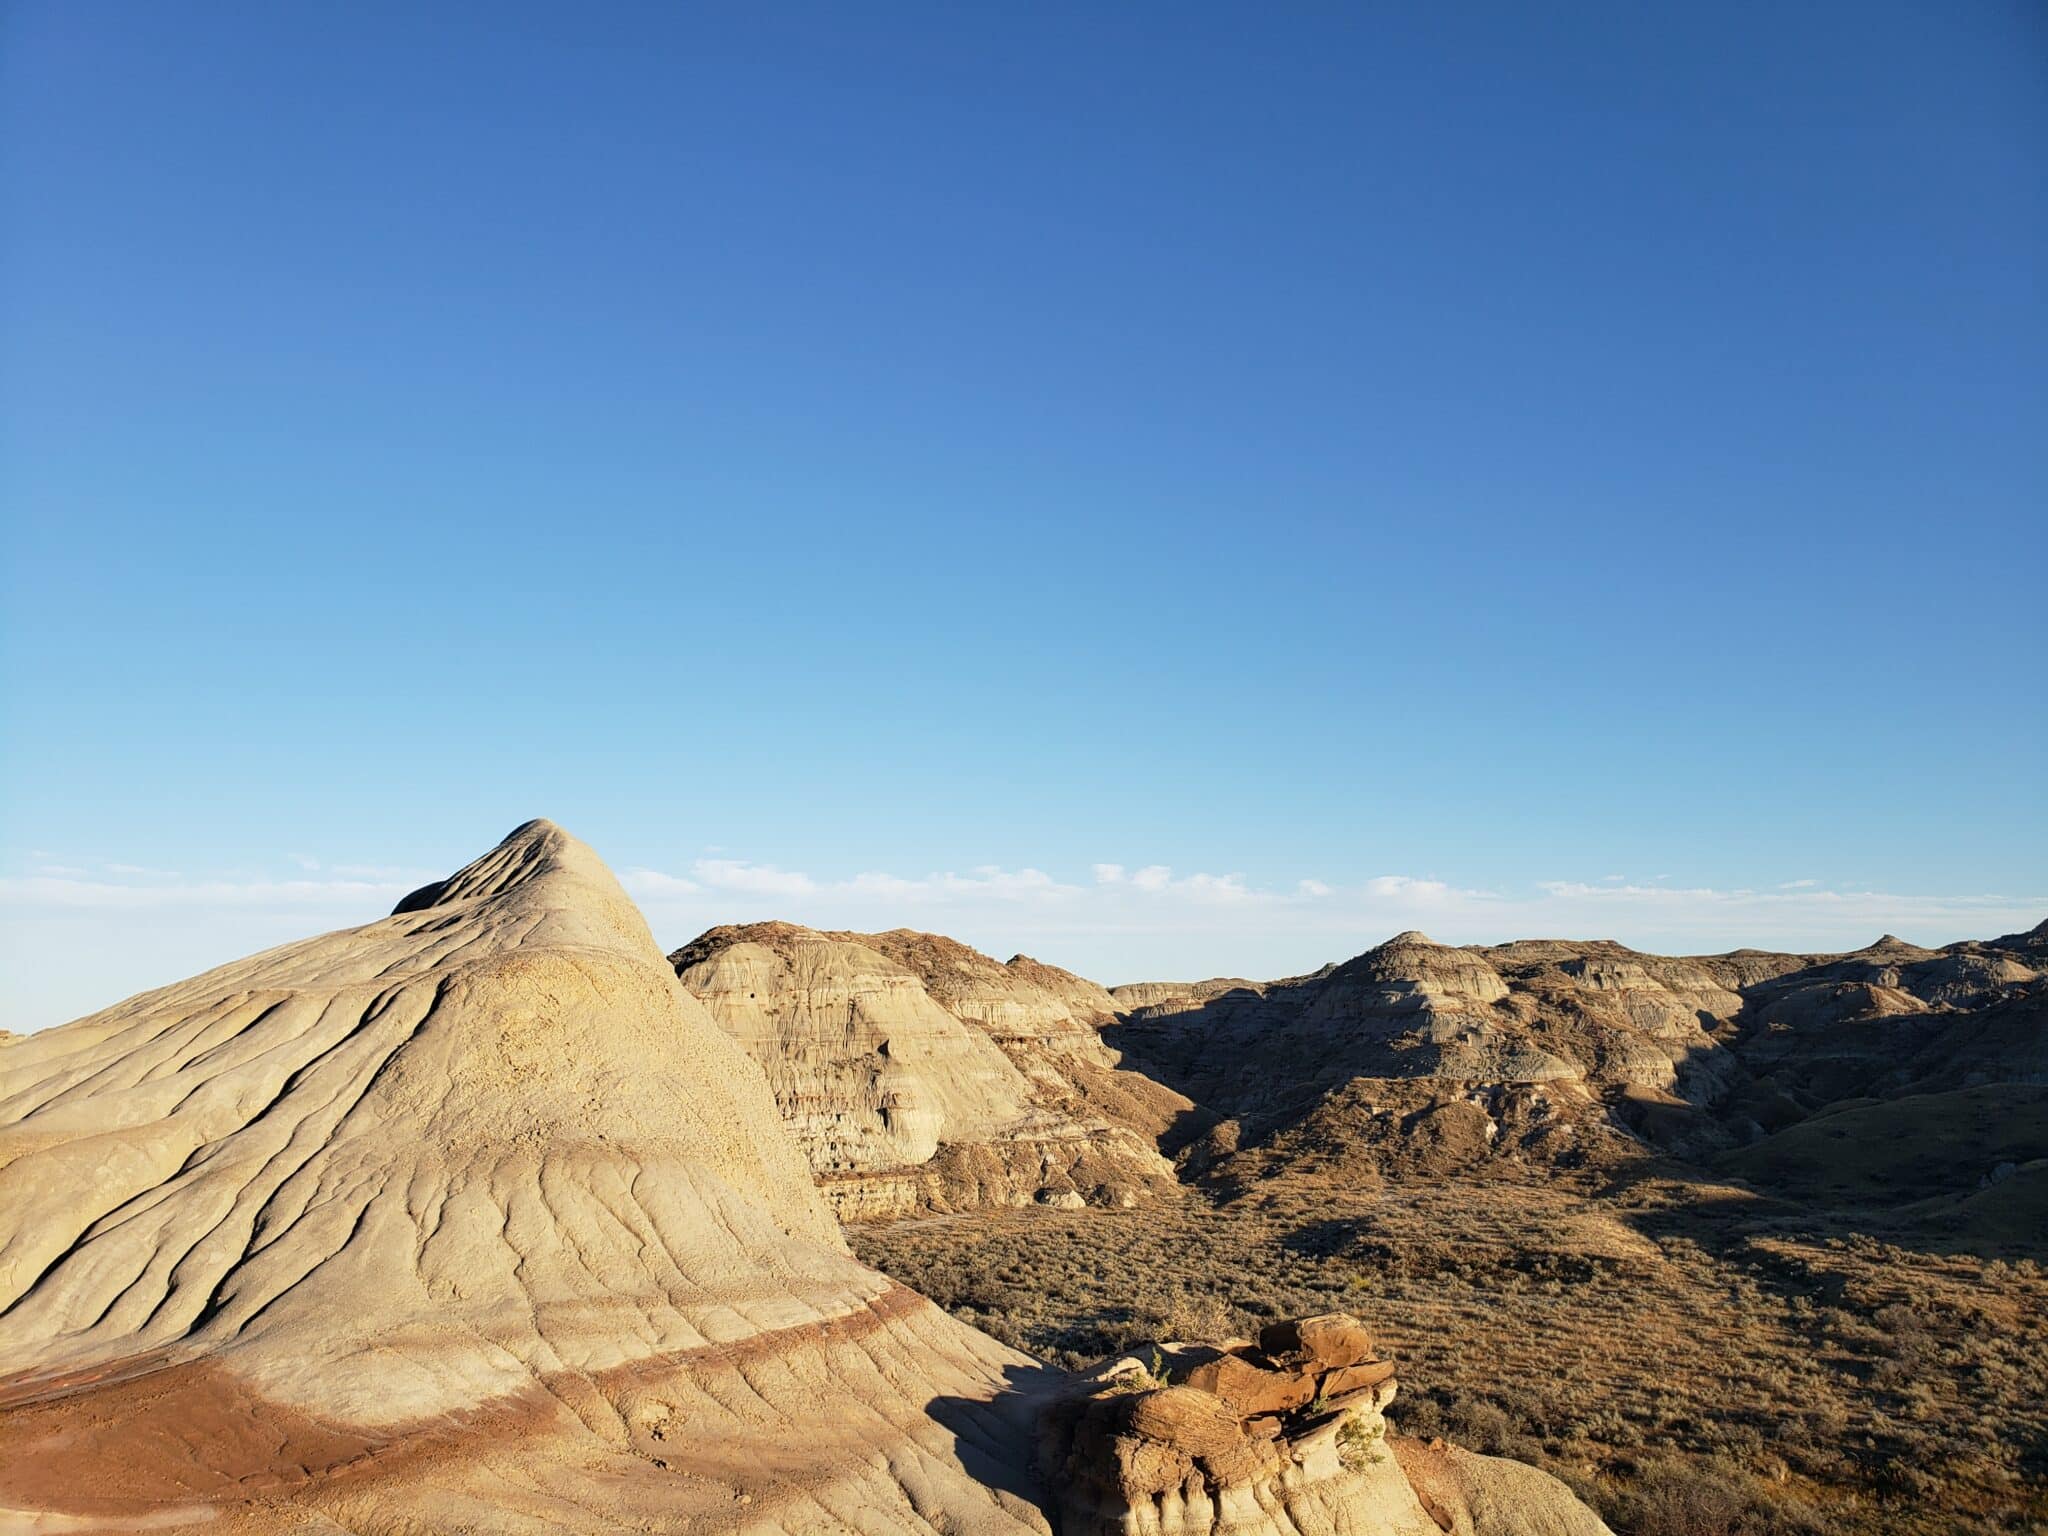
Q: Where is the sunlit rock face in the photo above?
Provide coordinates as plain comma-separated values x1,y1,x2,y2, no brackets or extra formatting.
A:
673,922,1181,1219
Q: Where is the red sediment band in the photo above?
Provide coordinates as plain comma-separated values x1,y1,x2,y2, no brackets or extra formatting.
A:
0,1281,933,1517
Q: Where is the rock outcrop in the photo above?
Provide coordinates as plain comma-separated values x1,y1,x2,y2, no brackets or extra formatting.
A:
672,923,1182,1219
0,822,1054,1533
1109,922,2047,1233
1039,1312,1610,1536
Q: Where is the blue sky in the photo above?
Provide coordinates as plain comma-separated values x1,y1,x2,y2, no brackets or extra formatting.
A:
3,2,2043,1027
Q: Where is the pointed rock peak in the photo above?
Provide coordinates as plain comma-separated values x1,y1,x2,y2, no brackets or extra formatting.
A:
1334,929,1508,999
386,819,658,961
392,818,588,914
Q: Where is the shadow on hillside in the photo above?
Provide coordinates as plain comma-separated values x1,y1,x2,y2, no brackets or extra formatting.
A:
1101,983,1328,1161
1597,1089,2048,1266
924,1360,1065,1512
1278,1216,1366,1259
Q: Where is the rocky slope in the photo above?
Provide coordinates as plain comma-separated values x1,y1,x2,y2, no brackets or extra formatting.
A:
1106,931,1790,1187
1108,923,2046,1218
1710,923,2048,1243
672,923,1183,1219
1731,928,2048,1103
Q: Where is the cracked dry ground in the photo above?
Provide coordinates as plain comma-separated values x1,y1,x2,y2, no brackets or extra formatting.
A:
854,1174,2048,1536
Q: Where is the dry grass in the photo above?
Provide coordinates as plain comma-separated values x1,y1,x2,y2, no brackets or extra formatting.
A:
853,1172,2048,1535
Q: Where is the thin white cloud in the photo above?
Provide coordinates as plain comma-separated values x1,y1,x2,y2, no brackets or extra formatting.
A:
690,859,818,897
1363,875,1478,902
658,862,1080,905
1524,879,2043,946
0,874,416,910
1176,872,1262,904
6,846,2041,1033
616,859,2042,957
621,870,704,898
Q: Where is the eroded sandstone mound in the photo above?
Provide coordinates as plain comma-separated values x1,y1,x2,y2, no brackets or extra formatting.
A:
0,822,1053,1533
672,923,1182,1219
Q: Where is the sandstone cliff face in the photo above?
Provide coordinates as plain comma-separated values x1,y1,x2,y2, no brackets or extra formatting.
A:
665,922,1031,1177
1005,951,1124,1025
673,923,1182,1219
0,823,1052,1534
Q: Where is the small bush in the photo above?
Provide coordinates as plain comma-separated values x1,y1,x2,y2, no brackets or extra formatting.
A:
1448,1398,1514,1456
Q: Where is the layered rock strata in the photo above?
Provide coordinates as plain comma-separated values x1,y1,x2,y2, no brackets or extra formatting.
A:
1111,922,2044,1199
1110,930,1785,1181
673,923,1181,1218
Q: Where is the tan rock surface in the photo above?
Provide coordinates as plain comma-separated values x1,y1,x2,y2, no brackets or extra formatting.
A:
665,921,1033,1176
0,821,1051,1534
1391,1438,1615,1536
673,923,1180,1218
1004,952,1123,1024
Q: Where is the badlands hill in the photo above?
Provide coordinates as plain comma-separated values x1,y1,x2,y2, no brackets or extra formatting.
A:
671,923,1185,1218
1108,924,2047,1241
0,821,1047,1532
0,821,1608,1535
1107,930,1801,1188
663,910,2045,1245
